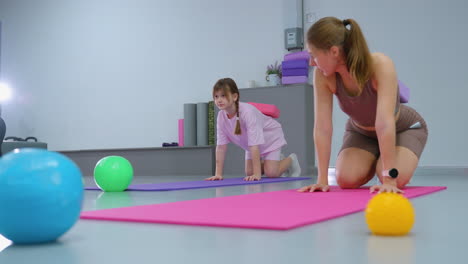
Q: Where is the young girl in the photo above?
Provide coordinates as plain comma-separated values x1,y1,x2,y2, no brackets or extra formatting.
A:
299,17,428,193
205,78,301,181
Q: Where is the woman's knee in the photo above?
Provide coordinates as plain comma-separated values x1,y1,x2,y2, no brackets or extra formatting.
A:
396,171,413,189
376,147,418,188
396,180,409,189
335,171,364,189
336,167,375,189
336,148,376,188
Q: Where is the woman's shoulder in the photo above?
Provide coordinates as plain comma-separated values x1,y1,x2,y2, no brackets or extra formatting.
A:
371,52,394,70
370,52,397,89
371,52,396,75
313,67,336,94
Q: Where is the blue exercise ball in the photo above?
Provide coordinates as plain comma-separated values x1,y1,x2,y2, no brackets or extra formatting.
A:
0,148,84,244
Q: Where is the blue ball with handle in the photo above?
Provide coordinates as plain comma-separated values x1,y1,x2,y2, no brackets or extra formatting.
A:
0,148,84,244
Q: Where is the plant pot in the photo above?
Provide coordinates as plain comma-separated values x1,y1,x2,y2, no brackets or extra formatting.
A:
266,74,280,86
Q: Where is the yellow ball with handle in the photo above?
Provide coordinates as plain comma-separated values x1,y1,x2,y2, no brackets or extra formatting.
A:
365,192,415,236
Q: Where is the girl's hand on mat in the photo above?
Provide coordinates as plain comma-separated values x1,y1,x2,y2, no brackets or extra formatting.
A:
205,175,223,181
370,183,403,194
298,184,330,192
244,175,261,181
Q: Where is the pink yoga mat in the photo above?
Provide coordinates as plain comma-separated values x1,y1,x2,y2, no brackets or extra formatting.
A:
80,186,446,230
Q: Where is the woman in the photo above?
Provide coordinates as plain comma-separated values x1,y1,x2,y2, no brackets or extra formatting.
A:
299,17,428,193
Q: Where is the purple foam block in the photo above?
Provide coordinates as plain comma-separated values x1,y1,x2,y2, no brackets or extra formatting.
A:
281,59,309,70
282,68,309,77
85,177,311,191
284,51,310,61
282,76,308,84
398,80,410,103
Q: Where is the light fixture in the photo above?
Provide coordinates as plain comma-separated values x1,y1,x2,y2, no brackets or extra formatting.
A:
0,82,12,102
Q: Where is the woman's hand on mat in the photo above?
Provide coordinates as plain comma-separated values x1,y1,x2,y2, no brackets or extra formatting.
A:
298,183,330,192
244,174,261,181
370,183,403,194
205,175,223,181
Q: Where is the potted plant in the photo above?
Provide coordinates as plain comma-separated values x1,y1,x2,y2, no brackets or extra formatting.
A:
266,61,282,86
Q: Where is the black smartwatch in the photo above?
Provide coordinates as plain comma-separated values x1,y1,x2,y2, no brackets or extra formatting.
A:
383,168,399,179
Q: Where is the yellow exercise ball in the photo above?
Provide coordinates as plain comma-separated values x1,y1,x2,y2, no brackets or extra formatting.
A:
365,192,415,236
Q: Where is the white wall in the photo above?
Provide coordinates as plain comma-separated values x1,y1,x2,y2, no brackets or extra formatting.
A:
304,0,468,166
1,0,466,166
0,0,288,150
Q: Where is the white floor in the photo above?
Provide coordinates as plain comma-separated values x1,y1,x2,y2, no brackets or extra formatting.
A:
0,170,465,264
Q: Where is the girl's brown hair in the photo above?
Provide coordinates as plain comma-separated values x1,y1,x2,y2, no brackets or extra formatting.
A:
307,17,373,91
213,78,241,135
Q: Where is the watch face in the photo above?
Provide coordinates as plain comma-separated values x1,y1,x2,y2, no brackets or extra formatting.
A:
389,168,399,178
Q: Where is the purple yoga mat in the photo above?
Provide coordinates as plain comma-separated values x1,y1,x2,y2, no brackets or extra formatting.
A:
284,51,310,61
399,80,410,103
282,68,309,77
85,177,311,191
281,59,309,70
282,76,308,84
